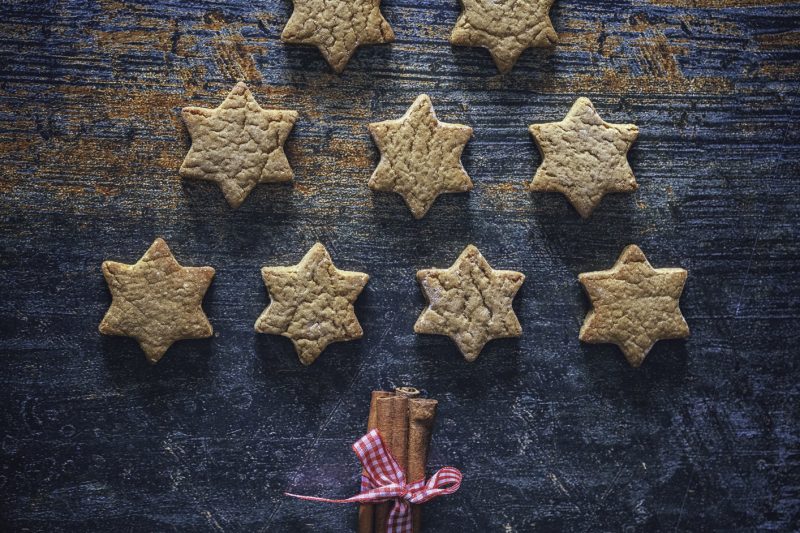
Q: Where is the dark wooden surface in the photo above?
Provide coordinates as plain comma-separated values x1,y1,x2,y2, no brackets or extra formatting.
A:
1,1,799,531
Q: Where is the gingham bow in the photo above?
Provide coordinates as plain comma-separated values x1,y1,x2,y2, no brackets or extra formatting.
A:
286,429,462,533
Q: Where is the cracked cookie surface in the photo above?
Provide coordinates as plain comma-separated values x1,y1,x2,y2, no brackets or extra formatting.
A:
414,245,524,362
99,238,215,364
579,245,689,367
450,0,558,73
281,0,394,73
254,243,369,365
180,82,298,208
369,94,473,219
529,97,639,218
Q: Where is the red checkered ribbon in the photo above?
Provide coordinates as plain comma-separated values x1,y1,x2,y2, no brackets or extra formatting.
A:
285,429,462,533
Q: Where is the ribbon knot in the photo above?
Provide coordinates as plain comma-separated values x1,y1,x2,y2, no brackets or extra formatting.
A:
286,429,462,533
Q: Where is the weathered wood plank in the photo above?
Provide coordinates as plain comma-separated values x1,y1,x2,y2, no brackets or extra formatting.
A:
1,0,799,531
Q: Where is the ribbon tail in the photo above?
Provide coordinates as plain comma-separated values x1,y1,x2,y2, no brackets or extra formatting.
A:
407,467,463,504
284,492,360,504
386,498,412,533
285,483,406,505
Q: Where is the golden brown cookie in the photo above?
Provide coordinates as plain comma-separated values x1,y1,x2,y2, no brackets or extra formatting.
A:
99,238,215,364
414,245,524,362
368,94,473,219
579,245,690,367
281,0,394,73
254,243,369,365
180,82,298,208
529,97,639,218
450,0,558,73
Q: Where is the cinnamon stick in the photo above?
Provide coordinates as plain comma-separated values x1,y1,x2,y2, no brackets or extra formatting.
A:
358,390,394,533
407,399,437,533
374,395,409,533
395,386,420,398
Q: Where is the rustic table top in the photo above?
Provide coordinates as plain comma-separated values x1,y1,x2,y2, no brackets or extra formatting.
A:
1,1,799,531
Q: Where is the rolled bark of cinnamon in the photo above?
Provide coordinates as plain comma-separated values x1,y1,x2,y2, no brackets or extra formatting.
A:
407,399,438,533
395,386,420,398
358,391,394,533
374,395,409,533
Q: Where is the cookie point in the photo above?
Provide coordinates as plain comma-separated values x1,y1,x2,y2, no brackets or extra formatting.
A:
296,345,319,366
147,238,171,257
495,62,513,75
463,244,480,255
626,353,645,368
367,172,380,189
413,314,434,335
181,106,205,119
462,350,480,363
224,195,245,209
143,347,166,365
577,321,590,342
621,244,646,262
101,260,115,275
329,59,347,75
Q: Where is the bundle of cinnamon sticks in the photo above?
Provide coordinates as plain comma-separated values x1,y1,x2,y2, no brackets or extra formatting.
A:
358,387,438,533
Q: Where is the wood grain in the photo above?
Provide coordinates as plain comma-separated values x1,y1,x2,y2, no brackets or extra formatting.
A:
0,0,798,531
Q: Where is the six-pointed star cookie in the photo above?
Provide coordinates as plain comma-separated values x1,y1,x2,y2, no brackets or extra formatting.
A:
529,97,639,218
179,82,298,208
369,94,473,219
281,0,394,73
450,0,558,73
579,245,689,367
254,243,370,365
99,238,215,364
414,245,524,362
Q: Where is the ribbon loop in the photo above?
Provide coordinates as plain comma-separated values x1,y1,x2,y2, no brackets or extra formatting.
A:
285,429,462,533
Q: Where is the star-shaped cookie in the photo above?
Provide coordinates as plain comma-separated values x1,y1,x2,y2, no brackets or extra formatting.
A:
281,0,395,73
99,238,215,364
368,94,473,219
529,97,639,218
414,245,524,361
579,245,690,367
450,0,558,73
180,82,298,208
254,243,369,365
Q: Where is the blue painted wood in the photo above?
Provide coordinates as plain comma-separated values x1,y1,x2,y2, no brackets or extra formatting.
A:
1,0,799,531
